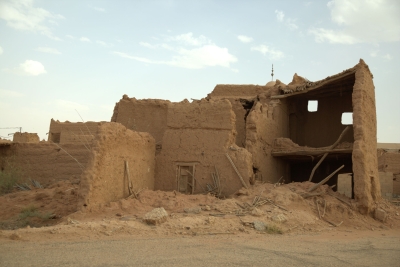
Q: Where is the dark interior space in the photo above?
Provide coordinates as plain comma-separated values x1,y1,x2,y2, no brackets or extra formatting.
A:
288,154,353,191
240,99,255,122
287,73,355,148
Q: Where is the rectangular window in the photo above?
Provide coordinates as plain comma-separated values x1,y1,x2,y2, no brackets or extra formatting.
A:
308,100,318,112
341,112,353,125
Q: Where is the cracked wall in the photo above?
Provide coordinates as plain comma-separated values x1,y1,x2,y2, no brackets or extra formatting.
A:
78,122,155,210
207,84,288,184
154,99,253,196
352,60,380,214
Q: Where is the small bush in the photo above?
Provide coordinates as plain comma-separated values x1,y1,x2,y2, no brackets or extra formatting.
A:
19,204,39,219
0,156,25,195
0,170,21,195
266,224,283,234
19,204,53,221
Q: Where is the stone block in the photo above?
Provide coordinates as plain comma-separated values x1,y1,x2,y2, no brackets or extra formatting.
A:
374,208,387,223
337,173,352,198
379,172,393,200
143,207,168,225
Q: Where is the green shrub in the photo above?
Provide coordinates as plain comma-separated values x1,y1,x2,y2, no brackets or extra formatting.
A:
0,156,25,195
19,204,39,219
266,224,283,234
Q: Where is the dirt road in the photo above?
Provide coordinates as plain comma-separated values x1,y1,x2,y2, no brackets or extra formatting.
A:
1,232,399,267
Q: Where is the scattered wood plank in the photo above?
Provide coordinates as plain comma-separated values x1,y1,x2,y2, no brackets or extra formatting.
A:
308,165,345,192
301,191,325,198
328,192,352,207
125,160,138,199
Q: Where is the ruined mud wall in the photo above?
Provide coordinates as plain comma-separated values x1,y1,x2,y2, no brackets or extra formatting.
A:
208,85,270,100
208,84,288,184
79,123,155,210
155,99,253,196
378,151,400,174
12,132,40,143
48,119,101,144
245,97,288,183
352,59,380,214
229,100,247,147
0,143,90,186
378,151,400,196
111,95,170,145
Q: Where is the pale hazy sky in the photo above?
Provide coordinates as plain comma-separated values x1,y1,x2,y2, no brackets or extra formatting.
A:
0,0,399,142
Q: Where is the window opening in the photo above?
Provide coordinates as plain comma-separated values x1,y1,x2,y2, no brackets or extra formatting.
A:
341,112,353,125
307,100,318,112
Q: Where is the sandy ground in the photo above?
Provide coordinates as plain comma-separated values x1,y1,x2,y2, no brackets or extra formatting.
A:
1,181,399,266
1,231,399,267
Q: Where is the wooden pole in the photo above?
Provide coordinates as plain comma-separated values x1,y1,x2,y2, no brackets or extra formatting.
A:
308,126,350,182
225,153,248,189
308,165,344,192
125,160,137,198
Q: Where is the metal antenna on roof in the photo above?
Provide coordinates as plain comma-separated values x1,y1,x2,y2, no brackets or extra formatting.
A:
271,64,274,81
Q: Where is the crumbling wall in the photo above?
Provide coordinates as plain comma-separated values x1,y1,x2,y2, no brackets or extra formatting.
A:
0,143,90,186
48,119,100,144
352,59,380,214
12,132,40,143
155,99,253,196
378,150,400,197
378,151,400,174
245,97,288,183
208,84,270,100
111,95,170,145
79,123,155,210
227,99,247,147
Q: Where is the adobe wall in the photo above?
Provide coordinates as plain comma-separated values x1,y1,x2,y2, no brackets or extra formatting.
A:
12,132,40,143
229,99,247,147
245,98,289,183
208,84,271,100
155,99,253,196
378,150,400,196
48,119,101,144
207,84,287,184
78,122,155,210
111,95,170,145
352,59,380,214
0,142,90,186
378,151,400,174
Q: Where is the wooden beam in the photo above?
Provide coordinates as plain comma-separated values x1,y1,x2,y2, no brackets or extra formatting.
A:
271,148,352,157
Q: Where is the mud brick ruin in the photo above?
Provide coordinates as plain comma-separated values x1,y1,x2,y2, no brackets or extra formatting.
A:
1,59,399,216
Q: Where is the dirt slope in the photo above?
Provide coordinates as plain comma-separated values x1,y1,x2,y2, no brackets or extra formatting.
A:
0,181,399,242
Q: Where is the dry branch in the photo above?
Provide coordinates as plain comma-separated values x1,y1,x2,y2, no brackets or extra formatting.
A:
225,153,248,189
308,165,344,192
328,192,352,207
308,126,350,182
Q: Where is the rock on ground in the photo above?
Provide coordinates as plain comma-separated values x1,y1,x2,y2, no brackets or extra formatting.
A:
143,207,168,225
253,221,267,231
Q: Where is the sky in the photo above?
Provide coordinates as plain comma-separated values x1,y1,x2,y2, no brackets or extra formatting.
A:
0,0,399,143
